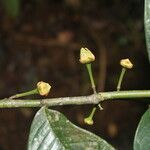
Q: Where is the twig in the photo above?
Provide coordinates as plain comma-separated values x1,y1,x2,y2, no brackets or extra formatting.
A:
0,90,149,108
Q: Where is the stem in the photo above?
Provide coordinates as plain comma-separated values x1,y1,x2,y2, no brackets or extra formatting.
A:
86,63,99,115
86,63,96,93
98,104,103,110
89,107,97,119
0,90,149,108
10,89,38,99
102,90,150,99
117,68,126,91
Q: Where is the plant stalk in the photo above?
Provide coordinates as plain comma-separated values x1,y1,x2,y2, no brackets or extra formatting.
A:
89,107,97,119
10,89,38,99
0,90,149,108
86,63,96,94
117,68,126,91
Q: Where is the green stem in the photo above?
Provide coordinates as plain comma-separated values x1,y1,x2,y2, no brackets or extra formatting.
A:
101,90,150,99
10,89,38,99
86,63,99,115
89,107,97,119
86,63,96,94
0,90,149,108
117,68,126,91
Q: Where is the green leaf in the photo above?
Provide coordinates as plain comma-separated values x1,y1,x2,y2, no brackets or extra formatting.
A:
145,0,150,61
2,0,20,18
28,107,115,150
134,108,150,150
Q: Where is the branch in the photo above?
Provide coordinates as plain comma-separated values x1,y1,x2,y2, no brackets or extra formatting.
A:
0,90,150,108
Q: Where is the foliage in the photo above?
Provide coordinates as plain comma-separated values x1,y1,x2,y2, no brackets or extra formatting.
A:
145,0,150,61
28,107,114,150
134,108,150,150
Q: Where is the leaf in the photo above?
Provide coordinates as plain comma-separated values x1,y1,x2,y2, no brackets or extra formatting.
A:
134,108,150,150
2,0,20,18
28,107,115,150
145,0,150,61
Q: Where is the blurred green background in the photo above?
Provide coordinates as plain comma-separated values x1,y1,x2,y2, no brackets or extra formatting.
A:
0,0,150,149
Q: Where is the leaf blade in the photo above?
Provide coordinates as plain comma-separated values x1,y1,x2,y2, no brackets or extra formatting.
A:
28,107,115,150
134,108,150,150
145,0,150,61
28,107,63,150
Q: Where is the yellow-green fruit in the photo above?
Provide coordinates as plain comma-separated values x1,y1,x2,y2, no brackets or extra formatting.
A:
120,58,133,69
84,117,94,125
79,48,95,64
37,81,51,96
